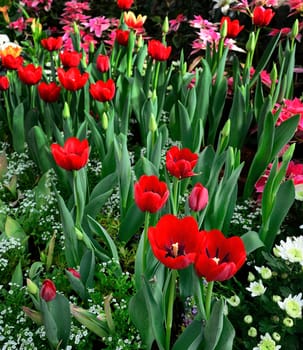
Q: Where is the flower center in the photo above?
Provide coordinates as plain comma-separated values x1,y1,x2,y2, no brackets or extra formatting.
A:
206,247,230,264
166,242,185,258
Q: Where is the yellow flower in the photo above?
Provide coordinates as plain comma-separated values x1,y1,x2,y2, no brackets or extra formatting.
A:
123,11,146,30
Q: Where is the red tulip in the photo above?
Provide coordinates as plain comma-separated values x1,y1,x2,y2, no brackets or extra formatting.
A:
166,146,198,179
96,54,110,72
37,81,61,103
40,279,56,302
220,16,244,38
194,230,246,282
41,36,63,51
1,54,23,70
59,50,82,68
148,214,200,269
51,137,90,171
124,11,146,30
252,6,275,27
0,75,9,90
188,183,208,211
148,39,172,61
134,175,169,213
89,79,115,102
117,0,133,10
18,64,42,85
115,29,130,46
57,67,89,91
67,268,81,279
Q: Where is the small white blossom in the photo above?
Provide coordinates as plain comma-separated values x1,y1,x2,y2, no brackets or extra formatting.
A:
274,236,303,265
246,280,267,297
278,293,303,319
253,333,281,350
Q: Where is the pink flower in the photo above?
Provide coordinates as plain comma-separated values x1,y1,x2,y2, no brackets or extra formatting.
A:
9,17,27,32
83,16,111,38
188,183,209,211
275,98,303,131
250,67,274,88
169,14,187,32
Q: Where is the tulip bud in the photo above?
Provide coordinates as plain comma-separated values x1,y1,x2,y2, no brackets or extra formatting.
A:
162,16,169,34
137,34,144,48
220,18,228,39
75,227,84,240
290,19,299,41
40,279,56,302
101,112,109,130
22,306,43,325
27,278,39,295
149,113,157,132
67,268,81,279
246,32,256,53
188,183,208,211
62,101,71,119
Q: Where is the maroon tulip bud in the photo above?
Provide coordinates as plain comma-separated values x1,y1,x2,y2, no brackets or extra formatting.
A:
67,268,81,279
40,279,56,302
188,183,208,211
96,54,110,72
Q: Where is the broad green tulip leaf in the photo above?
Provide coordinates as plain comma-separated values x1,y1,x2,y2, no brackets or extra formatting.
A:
79,249,95,288
119,203,145,243
214,315,235,350
12,103,25,153
11,260,23,286
241,231,264,255
172,319,205,350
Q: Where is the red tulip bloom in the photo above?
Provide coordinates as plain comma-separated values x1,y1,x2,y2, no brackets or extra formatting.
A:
41,36,63,51
115,29,130,46
67,268,81,279
220,16,244,38
166,146,198,179
0,75,9,90
148,39,172,61
37,82,61,103
117,0,133,10
1,54,23,70
148,214,200,269
57,67,89,91
51,137,90,171
188,183,208,212
194,230,246,282
96,54,110,72
18,64,42,85
252,6,275,27
59,50,82,68
134,175,169,213
40,279,56,302
89,79,115,102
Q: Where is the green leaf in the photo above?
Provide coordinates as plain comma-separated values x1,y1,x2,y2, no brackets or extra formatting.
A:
172,319,205,350
40,299,59,349
119,203,145,243
12,103,25,153
241,231,264,255
214,315,235,350
79,249,95,288
201,299,224,350
11,260,23,286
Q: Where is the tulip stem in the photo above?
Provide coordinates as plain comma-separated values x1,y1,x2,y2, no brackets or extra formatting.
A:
172,178,180,215
142,211,150,274
152,60,161,92
165,269,177,350
205,280,214,320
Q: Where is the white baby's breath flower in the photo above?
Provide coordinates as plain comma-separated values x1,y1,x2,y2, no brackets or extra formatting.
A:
246,280,267,297
253,333,281,350
274,236,303,265
278,293,303,319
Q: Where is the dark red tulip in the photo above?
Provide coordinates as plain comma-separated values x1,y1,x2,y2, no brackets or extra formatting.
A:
1,54,23,70
37,81,61,102
41,36,63,51
117,0,133,10
134,175,169,213
148,214,200,269
115,29,130,46
57,67,89,91
67,268,81,279
166,146,198,179
252,6,275,27
18,64,42,85
188,183,208,211
220,16,244,38
51,137,90,171
148,39,172,61
0,75,9,90
89,79,115,102
40,279,56,302
59,50,82,68
194,229,246,282
96,54,110,73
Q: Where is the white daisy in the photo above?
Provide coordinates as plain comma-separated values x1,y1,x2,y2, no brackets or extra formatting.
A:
274,236,303,265
253,333,281,350
277,293,303,319
246,280,267,297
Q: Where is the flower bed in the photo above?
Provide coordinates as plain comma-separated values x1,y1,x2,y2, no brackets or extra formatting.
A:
0,0,303,349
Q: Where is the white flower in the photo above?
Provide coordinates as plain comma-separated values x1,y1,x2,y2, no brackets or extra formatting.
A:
246,280,267,297
274,236,303,265
213,0,235,14
255,265,272,279
294,183,303,201
278,293,303,319
253,333,281,350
